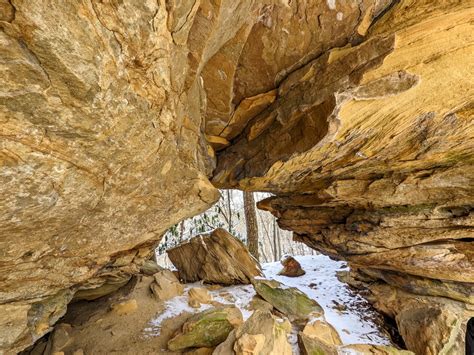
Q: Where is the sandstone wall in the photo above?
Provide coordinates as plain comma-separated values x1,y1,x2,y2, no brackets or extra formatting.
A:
1,0,473,353
213,0,474,353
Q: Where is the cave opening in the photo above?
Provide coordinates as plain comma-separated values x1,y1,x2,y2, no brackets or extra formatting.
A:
150,189,406,352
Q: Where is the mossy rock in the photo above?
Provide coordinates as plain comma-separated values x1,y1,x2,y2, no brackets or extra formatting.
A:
168,306,243,351
252,278,324,321
299,332,338,355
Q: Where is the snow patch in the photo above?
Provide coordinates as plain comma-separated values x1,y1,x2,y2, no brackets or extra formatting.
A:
262,255,392,345
327,0,336,10
145,255,392,347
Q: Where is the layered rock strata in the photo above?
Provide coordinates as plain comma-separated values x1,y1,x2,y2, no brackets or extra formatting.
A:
167,228,263,284
213,0,474,353
1,0,473,353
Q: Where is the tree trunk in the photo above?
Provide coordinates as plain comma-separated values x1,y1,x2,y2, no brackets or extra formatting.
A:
243,191,259,261
178,220,185,243
272,219,278,261
226,190,232,233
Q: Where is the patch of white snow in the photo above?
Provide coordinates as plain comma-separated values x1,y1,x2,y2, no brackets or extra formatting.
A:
262,255,392,346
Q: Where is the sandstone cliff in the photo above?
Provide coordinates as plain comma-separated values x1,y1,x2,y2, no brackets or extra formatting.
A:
213,0,474,353
0,0,473,353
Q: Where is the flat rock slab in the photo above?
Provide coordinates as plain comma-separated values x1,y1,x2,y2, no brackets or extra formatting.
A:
167,306,243,351
252,278,324,322
167,228,263,285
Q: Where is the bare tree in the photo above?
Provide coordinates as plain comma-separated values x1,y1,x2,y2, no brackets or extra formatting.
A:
243,191,259,260
178,220,185,243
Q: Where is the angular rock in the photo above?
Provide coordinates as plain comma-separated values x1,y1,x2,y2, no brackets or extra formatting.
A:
140,260,163,276
167,228,263,284
252,278,324,321
188,287,213,308
302,319,342,346
213,310,292,355
299,333,338,355
246,296,273,313
2,0,473,353
278,255,306,277
365,284,474,355
210,2,474,352
298,318,344,355
150,269,184,301
234,333,265,355
168,306,243,351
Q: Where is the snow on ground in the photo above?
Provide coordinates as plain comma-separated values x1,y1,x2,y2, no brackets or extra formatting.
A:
144,282,256,337
145,255,392,347
263,255,392,345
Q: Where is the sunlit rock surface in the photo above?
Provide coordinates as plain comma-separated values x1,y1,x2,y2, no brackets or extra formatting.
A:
1,0,473,353
212,0,474,353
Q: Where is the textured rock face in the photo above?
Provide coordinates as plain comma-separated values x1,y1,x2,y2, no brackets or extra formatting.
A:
211,0,474,353
213,310,293,355
1,0,224,352
1,0,473,353
167,306,243,351
167,228,263,284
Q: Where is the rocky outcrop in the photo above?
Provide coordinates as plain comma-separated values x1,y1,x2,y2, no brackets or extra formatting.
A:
1,0,472,353
167,306,243,351
213,310,292,355
167,228,263,284
1,0,222,351
149,269,184,301
252,278,324,322
278,255,306,277
211,0,474,353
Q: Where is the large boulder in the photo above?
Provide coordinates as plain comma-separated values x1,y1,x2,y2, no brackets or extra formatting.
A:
252,278,324,322
213,310,292,355
2,0,472,353
210,1,474,353
167,228,263,284
168,306,243,351
278,255,306,277
299,323,413,355
188,287,213,308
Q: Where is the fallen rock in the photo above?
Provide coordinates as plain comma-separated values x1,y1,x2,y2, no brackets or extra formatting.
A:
366,284,473,355
234,333,265,354
46,323,74,354
168,306,243,351
246,296,273,313
299,332,413,355
299,333,338,355
110,299,138,316
213,310,292,355
188,287,213,306
188,299,201,309
140,260,162,276
167,228,263,284
150,269,184,301
298,318,343,355
302,319,342,346
252,278,324,321
278,255,306,277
